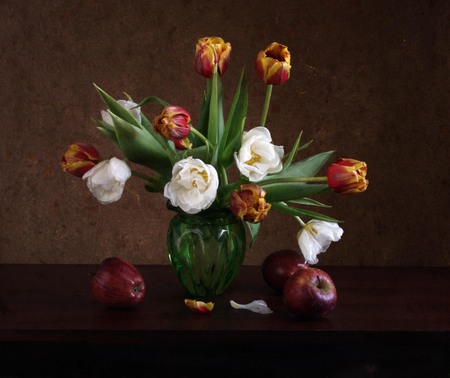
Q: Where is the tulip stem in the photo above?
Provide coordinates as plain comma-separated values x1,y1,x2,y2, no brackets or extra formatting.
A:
259,176,328,185
190,127,213,160
295,216,306,226
280,201,305,226
219,164,228,186
131,169,164,190
260,84,273,126
131,169,154,182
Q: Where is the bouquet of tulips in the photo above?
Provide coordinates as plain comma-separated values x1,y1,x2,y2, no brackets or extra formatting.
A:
61,37,368,265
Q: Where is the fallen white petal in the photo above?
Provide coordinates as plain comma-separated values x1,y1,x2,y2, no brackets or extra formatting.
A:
230,300,273,314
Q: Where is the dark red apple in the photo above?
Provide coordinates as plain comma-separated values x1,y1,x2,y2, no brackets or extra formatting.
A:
91,257,146,308
283,267,337,318
262,249,308,293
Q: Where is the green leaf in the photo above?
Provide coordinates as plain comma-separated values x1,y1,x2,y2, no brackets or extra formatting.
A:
281,130,303,171
288,197,331,208
144,183,161,193
263,183,330,203
275,151,335,179
298,139,313,152
208,67,220,149
217,68,248,168
194,91,211,147
93,118,115,133
97,126,118,145
94,84,141,128
134,112,179,165
135,95,170,108
110,114,172,177
177,145,207,161
246,221,261,250
271,202,341,222
139,112,153,134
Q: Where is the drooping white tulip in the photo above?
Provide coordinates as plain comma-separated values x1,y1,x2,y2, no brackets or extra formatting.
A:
297,220,344,264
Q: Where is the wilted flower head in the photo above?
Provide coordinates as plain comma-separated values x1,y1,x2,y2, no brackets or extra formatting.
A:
194,36,231,78
327,158,368,194
297,220,344,264
230,184,271,223
153,106,191,142
255,42,291,85
61,142,100,178
83,157,131,204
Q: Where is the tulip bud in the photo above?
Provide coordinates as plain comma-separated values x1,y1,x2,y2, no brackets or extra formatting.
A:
194,36,231,78
61,142,100,178
327,158,369,194
230,184,271,223
255,42,291,85
153,106,191,142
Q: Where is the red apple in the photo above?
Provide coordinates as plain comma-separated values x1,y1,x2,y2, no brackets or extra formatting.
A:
262,249,308,293
283,267,337,318
91,257,146,308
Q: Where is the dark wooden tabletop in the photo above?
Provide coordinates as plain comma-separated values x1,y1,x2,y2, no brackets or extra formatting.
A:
0,264,449,377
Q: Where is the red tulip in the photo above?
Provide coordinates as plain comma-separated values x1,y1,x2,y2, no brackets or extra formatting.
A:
153,106,191,142
327,158,368,194
60,142,100,178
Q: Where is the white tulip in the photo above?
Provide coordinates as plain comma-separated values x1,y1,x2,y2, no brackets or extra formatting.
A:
164,157,219,214
234,126,284,182
83,157,131,204
101,100,142,125
297,220,344,264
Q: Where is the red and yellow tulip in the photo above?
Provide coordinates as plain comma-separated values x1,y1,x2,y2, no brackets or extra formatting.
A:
327,158,368,194
60,142,100,178
255,42,291,85
194,36,231,78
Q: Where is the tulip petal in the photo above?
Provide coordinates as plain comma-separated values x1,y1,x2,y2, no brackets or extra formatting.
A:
185,299,214,313
230,300,273,314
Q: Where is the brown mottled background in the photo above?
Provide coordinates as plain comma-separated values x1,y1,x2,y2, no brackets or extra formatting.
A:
1,0,448,266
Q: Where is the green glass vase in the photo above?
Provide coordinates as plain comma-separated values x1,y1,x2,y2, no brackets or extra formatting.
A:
167,209,246,297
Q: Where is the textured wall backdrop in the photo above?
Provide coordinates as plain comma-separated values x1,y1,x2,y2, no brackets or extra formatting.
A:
0,0,448,266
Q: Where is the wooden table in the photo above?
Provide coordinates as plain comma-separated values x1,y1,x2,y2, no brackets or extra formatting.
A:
0,265,448,377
